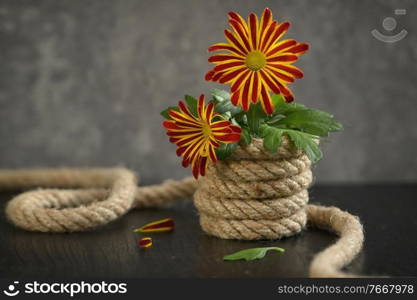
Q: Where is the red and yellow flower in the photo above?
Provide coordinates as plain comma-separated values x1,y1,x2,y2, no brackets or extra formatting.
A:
163,95,241,178
205,8,309,114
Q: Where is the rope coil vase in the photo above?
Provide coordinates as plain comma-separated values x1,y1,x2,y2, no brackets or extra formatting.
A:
195,138,312,240
0,139,365,277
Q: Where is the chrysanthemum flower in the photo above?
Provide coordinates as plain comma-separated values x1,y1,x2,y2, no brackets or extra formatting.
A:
205,8,309,114
163,95,241,178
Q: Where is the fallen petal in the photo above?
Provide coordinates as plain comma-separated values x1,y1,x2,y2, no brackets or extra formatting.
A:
138,237,153,248
134,218,175,233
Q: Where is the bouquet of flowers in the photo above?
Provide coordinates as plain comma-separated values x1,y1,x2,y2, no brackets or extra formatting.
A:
161,8,342,179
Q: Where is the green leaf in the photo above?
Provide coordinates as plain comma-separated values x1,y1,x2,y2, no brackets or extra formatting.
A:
160,106,179,120
239,128,252,145
246,103,266,135
215,143,238,160
271,94,308,115
271,93,285,109
259,124,322,163
232,111,246,124
274,110,343,137
184,94,198,117
268,94,343,137
259,124,283,153
212,89,230,102
285,129,322,162
215,100,243,117
223,247,285,261
212,89,243,117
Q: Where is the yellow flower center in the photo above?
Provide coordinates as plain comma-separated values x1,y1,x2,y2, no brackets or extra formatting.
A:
245,51,266,71
202,123,212,138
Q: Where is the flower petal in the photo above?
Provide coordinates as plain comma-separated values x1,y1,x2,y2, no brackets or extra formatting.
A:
266,39,297,57
214,61,245,72
208,43,245,57
260,20,278,51
215,132,241,143
224,29,248,56
259,70,281,94
260,84,274,115
205,70,215,81
267,54,298,63
168,110,197,125
208,145,217,162
274,80,295,102
263,22,290,52
241,72,252,111
176,133,205,147
230,125,242,133
251,72,260,103
218,67,247,84
231,69,251,93
208,54,242,63
166,130,202,137
197,94,205,119
163,120,177,130
248,13,258,50
260,8,272,39
268,63,303,79
182,157,190,168
205,101,214,121
138,237,153,248
231,89,242,106
265,66,295,83
177,101,199,121
286,43,309,55
134,218,175,233
211,120,233,128
199,156,208,177
192,157,200,178
229,19,251,52
228,11,249,35
212,71,225,81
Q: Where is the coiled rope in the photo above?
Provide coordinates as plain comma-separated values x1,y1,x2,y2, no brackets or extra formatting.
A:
1,139,364,277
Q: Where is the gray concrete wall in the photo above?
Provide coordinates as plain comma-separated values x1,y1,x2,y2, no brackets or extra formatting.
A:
0,0,416,184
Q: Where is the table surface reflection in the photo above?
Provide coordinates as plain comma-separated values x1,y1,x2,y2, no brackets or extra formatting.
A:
0,184,416,278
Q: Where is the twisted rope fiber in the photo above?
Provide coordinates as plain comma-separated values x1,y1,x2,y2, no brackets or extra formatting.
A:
194,138,363,277
1,139,364,277
196,139,312,240
2,168,196,232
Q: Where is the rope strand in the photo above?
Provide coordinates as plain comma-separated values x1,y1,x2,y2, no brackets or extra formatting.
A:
0,165,364,277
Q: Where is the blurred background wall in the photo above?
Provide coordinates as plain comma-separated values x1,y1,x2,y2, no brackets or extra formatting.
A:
0,0,416,184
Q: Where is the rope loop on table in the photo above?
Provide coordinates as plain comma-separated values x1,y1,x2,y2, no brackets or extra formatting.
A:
0,148,364,277
2,168,196,232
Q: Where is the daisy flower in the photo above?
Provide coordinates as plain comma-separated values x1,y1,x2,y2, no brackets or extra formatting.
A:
163,95,241,178
205,8,309,114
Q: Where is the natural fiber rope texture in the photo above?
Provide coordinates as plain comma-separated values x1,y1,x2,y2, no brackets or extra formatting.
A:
195,138,312,240
307,205,364,277
0,141,364,277
2,168,196,232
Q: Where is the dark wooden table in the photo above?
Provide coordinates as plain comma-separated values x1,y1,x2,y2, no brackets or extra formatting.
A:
0,184,416,278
